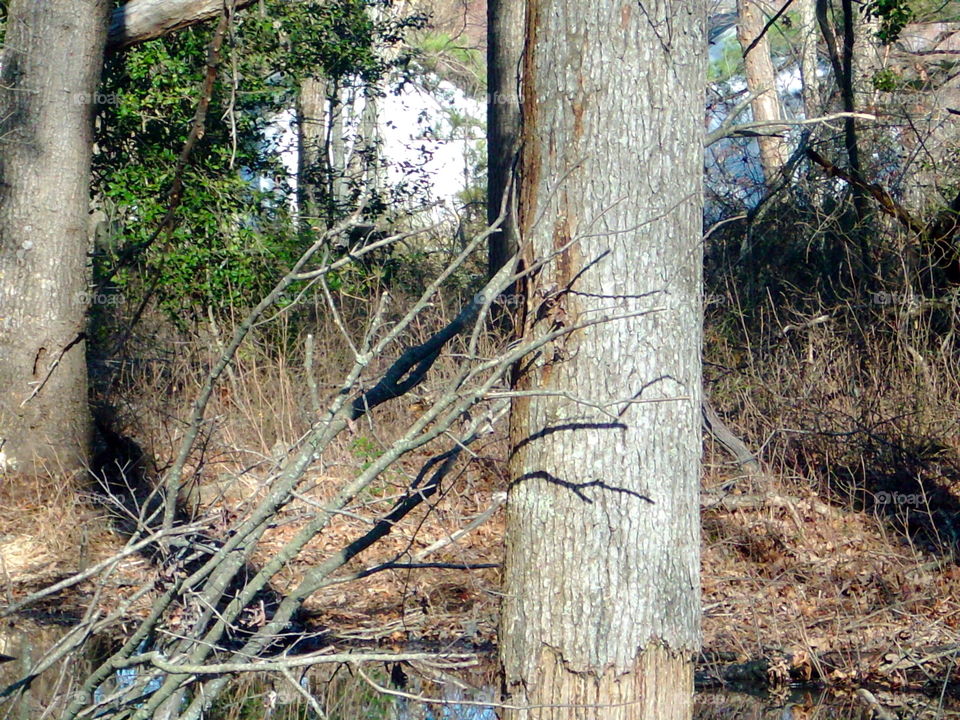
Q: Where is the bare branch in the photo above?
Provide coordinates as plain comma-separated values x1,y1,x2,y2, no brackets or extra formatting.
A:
107,0,256,50
706,111,876,147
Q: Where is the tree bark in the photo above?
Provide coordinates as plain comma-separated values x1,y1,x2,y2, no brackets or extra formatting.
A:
736,0,788,183
486,0,524,277
297,76,329,223
0,0,109,474
107,0,257,50
500,1,706,718
799,0,821,119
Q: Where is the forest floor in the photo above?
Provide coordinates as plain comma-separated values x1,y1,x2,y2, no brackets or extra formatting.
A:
3,412,958,698
2,299,960,701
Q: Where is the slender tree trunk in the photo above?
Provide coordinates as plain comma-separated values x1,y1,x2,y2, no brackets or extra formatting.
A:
816,0,874,279
840,0,876,280
358,91,382,196
499,1,706,718
297,76,329,223
0,0,109,474
737,0,788,183
799,0,820,119
330,86,349,211
840,0,864,187
486,0,524,277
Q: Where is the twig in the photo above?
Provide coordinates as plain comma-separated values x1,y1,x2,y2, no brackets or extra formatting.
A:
355,665,645,713
412,492,507,561
134,650,478,675
303,333,322,416
279,667,326,718
0,523,201,618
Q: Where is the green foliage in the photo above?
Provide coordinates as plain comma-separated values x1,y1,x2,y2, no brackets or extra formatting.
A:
872,67,902,91
350,436,381,465
239,0,424,85
862,0,915,43
92,1,425,324
410,30,486,95
709,36,744,83
94,23,288,321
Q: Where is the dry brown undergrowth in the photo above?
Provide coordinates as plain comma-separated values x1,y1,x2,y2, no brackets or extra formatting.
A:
2,282,960,692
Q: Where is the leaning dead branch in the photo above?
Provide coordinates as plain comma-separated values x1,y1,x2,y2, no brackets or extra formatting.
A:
706,110,876,147
4,171,683,720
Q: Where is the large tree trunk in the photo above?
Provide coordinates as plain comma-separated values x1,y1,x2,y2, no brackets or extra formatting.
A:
486,0,524,277
0,0,109,474
499,1,706,718
736,0,788,183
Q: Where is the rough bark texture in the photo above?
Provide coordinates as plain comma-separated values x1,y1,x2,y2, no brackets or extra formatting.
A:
0,0,109,474
298,76,329,222
500,0,706,717
799,0,820,119
486,0,524,276
736,0,788,182
107,0,256,50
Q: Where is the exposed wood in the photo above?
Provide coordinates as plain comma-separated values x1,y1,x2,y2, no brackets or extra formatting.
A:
107,0,257,50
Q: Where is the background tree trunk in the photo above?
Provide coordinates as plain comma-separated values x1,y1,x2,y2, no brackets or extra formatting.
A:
736,0,788,183
0,0,109,474
799,0,821,119
486,0,524,277
499,1,706,718
298,76,330,224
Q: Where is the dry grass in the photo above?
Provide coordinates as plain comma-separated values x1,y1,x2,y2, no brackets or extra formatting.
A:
0,469,123,590
4,239,960,694
700,267,960,687
76,285,508,643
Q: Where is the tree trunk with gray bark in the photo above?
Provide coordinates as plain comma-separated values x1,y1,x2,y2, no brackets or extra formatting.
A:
737,0,788,184
298,76,330,223
499,1,706,718
0,0,109,474
799,0,821,119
